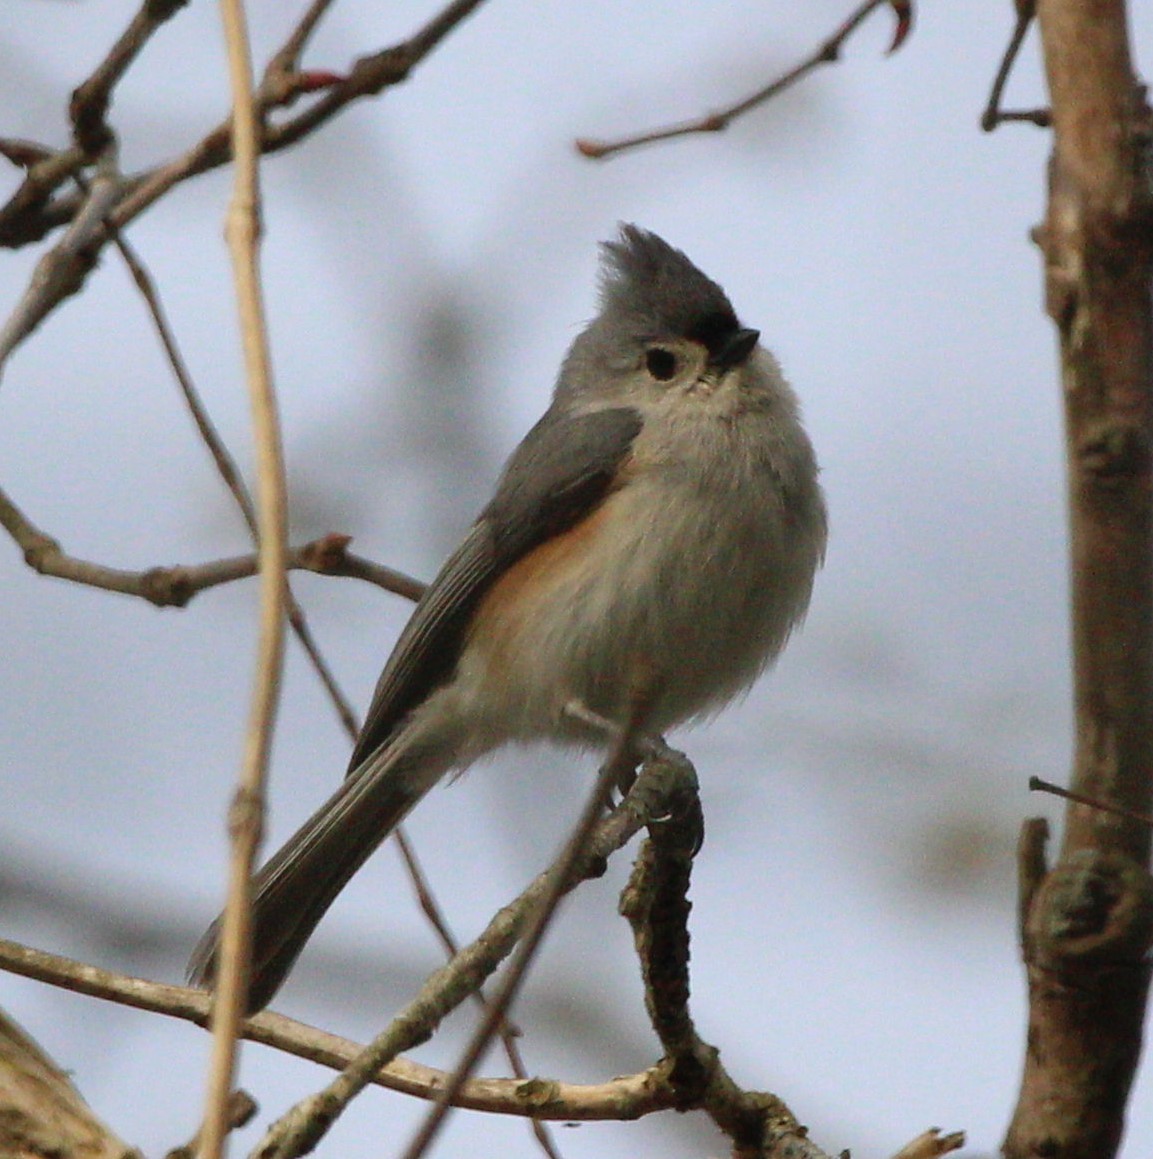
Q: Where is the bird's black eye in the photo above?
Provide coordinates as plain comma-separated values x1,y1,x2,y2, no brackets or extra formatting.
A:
645,347,678,381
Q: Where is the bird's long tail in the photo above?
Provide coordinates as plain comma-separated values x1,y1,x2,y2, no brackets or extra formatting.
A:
187,732,453,1013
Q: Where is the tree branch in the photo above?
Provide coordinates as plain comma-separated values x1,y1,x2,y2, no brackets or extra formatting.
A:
621,771,835,1159
250,735,674,1159
979,1,1051,132
0,0,491,372
575,0,913,160
1004,2,1153,1156
0,148,121,375
0,938,671,1122
393,714,654,1159
0,748,697,1129
0,1006,142,1159
69,0,191,156
0,485,423,605
196,0,289,1151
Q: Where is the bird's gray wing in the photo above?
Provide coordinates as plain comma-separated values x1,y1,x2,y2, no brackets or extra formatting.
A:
347,405,643,770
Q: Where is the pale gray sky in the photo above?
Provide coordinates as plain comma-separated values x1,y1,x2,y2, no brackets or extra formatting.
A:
2,3,1149,1157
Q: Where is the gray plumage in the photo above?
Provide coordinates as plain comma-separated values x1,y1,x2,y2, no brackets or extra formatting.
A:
189,225,826,1012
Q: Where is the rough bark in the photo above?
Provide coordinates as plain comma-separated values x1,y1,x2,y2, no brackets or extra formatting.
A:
1004,3,1153,1157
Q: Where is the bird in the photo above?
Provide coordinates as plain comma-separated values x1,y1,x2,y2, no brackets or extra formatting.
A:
189,224,827,1012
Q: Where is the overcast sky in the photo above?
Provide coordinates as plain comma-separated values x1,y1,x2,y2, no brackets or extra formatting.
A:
2,3,1152,1157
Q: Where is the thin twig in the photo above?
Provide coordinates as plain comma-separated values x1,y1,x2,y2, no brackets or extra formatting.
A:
0,485,421,605
1029,775,1153,827
619,781,704,1106
616,779,919,1159
0,937,674,1121
0,0,189,240
69,0,191,155
980,1,1050,131
198,0,287,1154
0,148,122,377
107,223,258,530
0,142,87,246
389,824,558,1157
260,0,340,101
575,0,913,160
0,0,491,363
109,0,491,230
103,217,398,743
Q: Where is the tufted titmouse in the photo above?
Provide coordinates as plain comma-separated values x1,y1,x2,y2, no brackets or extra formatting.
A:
189,225,827,1012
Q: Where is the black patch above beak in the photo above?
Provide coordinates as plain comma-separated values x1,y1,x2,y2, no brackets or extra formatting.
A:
710,327,760,372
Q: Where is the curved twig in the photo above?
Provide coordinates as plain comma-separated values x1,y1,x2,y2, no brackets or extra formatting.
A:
575,0,913,160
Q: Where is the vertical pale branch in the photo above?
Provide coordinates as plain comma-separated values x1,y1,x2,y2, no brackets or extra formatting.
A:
198,0,288,1156
1004,2,1153,1157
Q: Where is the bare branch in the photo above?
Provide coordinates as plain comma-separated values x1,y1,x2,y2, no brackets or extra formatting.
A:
0,1006,142,1159
0,0,190,248
0,150,122,376
69,0,191,155
261,0,339,87
980,1,1051,132
109,0,491,231
0,485,422,605
110,225,260,532
0,141,88,247
575,0,913,160
1004,2,1153,1155
197,1,289,1152
259,0,490,150
0,0,491,375
387,826,562,1159
0,938,672,1122
619,773,703,1107
619,766,825,1158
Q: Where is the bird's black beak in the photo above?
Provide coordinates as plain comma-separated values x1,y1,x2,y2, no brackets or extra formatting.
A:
710,327,760,372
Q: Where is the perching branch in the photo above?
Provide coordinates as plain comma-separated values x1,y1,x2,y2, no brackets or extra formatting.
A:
623,767,824,1159
575,0,912,160
249,737,681,1159
0,753,710,1131
395,712,656,1159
